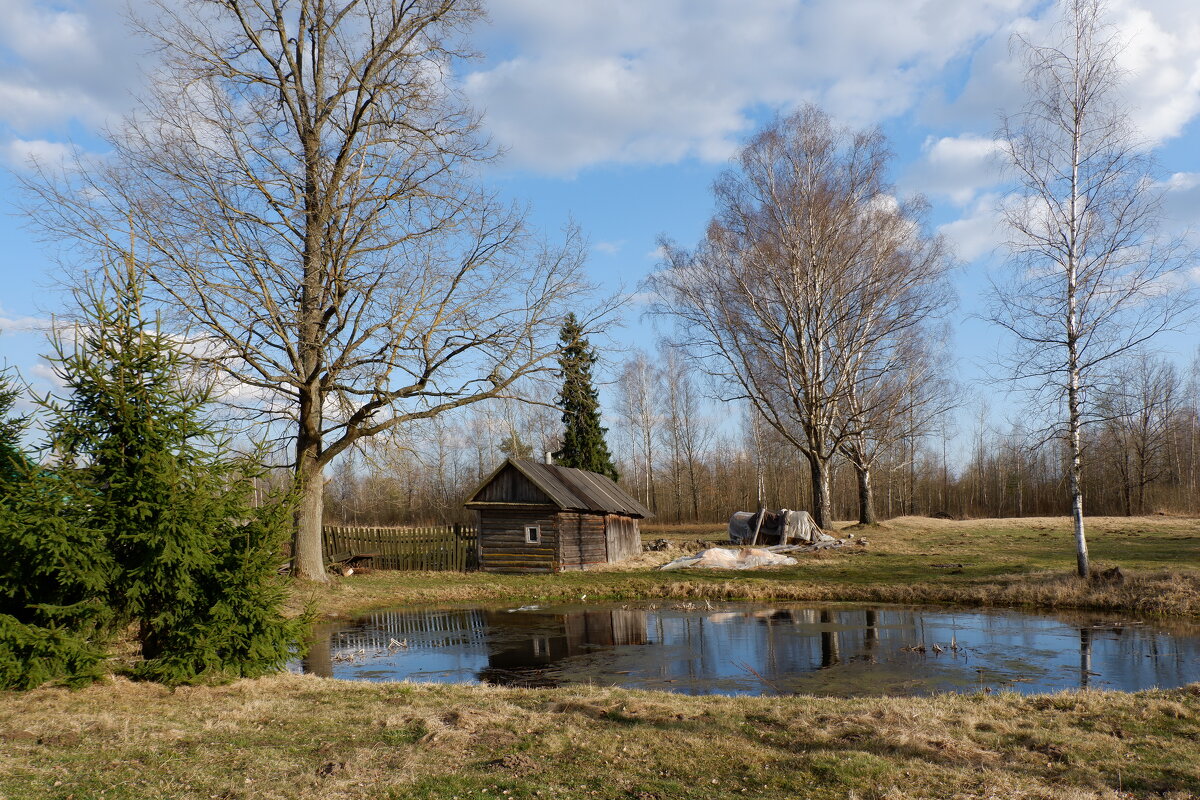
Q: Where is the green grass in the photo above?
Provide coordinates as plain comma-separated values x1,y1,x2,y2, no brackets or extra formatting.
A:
304,515,1200,619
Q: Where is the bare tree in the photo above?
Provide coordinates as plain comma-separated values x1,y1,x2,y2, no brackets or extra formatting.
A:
615,350,661,513
653,106,952,529
990,0,1193,577
658,344,712,521
24,0,598,581
839,329,955,525
1096,352,1180,515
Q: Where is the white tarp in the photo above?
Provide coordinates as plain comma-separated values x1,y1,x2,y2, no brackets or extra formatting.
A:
657,547,799,571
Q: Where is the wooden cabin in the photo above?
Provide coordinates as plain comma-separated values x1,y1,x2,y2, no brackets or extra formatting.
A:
464,458,652,573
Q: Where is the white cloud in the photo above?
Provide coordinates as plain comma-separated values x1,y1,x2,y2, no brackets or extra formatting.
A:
938,193,1004,262
0,0,146,133
594,240,624,255
29,362,65,389
0,306,48,334
925,0,1200,146
903,135,1004,206
1116,0,1200,143
465,0,1035,173
0,2,95,60
1157,171,1200,242
0,81,107,131
3,137,74,169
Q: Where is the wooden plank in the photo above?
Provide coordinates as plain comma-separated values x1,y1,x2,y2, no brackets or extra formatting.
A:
485,567,554,574
483,546,555,554
484,553,555,561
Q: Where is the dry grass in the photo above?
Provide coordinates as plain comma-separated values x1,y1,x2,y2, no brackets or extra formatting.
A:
306,515,1200,620
6,516,1200,799
2,674,1198,799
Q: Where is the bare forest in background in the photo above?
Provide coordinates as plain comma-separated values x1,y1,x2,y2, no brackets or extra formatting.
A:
324,346,1200,527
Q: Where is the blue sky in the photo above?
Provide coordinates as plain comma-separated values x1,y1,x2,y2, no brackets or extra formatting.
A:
2,0,1199,451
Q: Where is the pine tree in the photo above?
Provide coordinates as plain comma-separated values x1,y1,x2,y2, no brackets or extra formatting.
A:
499,430,533,460
553,314,618,481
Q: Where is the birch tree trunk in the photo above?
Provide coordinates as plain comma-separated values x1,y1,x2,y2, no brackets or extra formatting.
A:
992,0,1191,578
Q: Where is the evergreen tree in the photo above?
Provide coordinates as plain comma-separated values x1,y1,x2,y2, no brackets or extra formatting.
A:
0,369,32,489
498,431,533,460
58,268,304,683
553,314,618,481
0,368,114,690
0,475,115,689
0,263,305,688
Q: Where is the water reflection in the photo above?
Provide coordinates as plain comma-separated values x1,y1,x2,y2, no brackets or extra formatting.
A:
479,608,648,687
293,603,1200,697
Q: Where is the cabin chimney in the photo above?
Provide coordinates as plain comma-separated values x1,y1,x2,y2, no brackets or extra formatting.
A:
544,451,553,465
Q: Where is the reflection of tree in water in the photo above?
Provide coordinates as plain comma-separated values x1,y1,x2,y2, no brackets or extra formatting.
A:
301,622,336,678
479,608,648,687
819,609,840,667
1080,628,1092,689
745,608,914,677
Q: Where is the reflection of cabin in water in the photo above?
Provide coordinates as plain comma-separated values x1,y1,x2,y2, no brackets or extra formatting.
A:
481,608,648,687
464,458,652,573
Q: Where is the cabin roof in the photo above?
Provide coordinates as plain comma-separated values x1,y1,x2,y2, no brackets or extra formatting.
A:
465,458,653,519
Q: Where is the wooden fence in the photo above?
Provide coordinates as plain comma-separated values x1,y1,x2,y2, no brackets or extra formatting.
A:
323,524,478,571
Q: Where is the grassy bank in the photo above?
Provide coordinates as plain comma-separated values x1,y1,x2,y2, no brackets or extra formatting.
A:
303,516,1200,619
2,675,1198,799
5,515,1200,799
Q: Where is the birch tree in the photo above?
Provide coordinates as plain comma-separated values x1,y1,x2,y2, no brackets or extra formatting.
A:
839,329,955,525
659,345,711,521
615,350,661,513
653,106,951,529
24,0,596,581
990,0,1192,577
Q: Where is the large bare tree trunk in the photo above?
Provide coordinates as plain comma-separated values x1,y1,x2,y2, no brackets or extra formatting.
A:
808,457,833,530
21,0,597,589
294,384,328,581
854,465,877,526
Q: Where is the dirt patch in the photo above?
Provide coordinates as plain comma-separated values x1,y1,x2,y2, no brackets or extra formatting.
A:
488,753,538,774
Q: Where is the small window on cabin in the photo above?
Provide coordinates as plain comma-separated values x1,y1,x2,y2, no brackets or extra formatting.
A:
525,524,541,544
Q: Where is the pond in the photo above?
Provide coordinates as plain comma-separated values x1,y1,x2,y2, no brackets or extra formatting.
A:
293,602,1200,697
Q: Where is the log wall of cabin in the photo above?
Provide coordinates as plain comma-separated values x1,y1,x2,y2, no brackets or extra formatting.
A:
478,508,559,573
557,512,608,571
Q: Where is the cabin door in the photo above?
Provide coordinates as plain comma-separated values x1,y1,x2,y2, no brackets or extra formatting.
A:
604,515,636,563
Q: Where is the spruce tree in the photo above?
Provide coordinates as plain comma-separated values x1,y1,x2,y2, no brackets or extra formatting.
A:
1,263,305,688
0,370,115,689
552,314,618,481
0,369,32,489
59,268,304,684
